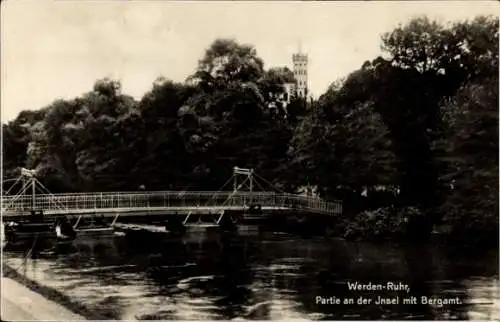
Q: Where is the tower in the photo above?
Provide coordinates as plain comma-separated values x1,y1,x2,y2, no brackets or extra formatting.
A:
292,44,308,99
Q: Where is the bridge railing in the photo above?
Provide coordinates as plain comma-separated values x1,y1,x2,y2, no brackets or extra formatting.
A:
1,191,342,215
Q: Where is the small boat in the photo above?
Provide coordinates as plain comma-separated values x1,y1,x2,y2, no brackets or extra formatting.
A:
3,210,77,247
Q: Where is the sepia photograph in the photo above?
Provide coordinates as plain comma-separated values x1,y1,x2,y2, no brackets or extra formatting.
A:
1,0,498,320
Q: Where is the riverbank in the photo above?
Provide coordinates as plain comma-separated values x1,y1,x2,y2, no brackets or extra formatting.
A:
2,264,113,320
330,206,498,248
1,277,85,321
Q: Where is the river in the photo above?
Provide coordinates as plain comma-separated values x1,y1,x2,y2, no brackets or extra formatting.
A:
2,229,499,320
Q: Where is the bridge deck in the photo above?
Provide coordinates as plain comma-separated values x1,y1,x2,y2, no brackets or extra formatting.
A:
2,191,342,217
2,206,292,219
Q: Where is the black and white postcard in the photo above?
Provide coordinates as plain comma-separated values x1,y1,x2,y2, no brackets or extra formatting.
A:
1,1,498,321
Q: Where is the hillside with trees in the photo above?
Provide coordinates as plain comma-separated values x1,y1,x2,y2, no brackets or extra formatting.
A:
3,16,498,246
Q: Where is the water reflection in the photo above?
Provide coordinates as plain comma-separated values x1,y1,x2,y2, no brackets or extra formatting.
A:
2,230,498,320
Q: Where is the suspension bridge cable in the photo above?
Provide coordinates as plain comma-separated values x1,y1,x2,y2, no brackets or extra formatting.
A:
209,175,251,209
3,175,65,212
252,178,286,207
217,175,234,192
205,172,247,207
253,172,286,194
32,178,68,210
2,177,22,182
3,177,23,195
202,175,235,206
252,179,268,193
3,182,33,208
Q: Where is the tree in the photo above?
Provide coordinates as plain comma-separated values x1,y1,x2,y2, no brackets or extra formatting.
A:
2,109,48,173
193,38,265,87
433,75,498,245
365,15,499,208
289,87,398,211
75,79,140,190
2,122,31,179
132,79,211,189
184,38,295,188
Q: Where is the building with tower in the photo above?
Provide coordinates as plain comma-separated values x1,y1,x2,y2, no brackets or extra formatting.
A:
292,48,308,99
267,45,310,112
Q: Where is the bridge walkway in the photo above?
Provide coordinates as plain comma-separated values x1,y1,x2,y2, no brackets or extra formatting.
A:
1,167,343,219
2,191,342,217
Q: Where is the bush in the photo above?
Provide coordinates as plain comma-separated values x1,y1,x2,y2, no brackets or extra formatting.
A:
339,206,425,241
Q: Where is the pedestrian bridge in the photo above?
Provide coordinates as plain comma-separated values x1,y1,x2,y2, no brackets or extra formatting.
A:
1,167,342,219
1,191,342,217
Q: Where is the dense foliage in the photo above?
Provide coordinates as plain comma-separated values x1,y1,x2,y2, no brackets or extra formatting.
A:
3,17,498,245
338,206,424,241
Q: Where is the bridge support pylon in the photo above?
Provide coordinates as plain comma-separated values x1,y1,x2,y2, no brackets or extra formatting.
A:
233,166,255,206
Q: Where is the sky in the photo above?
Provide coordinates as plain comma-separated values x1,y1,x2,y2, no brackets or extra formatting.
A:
1,1,497,122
